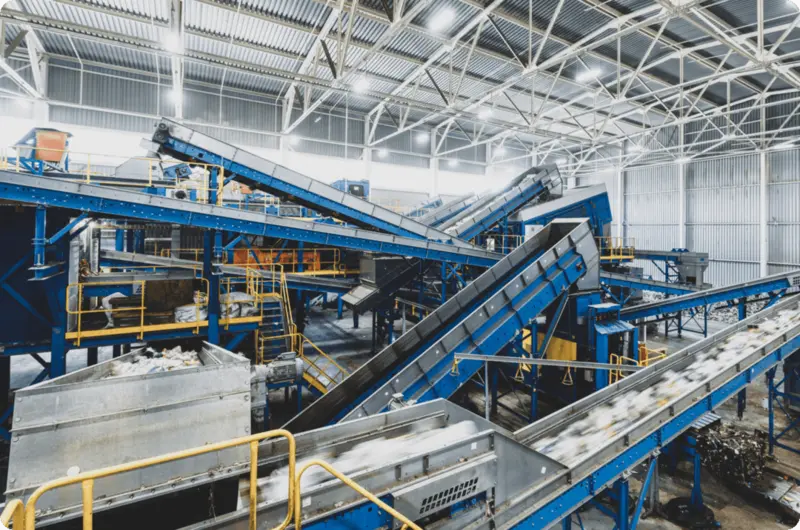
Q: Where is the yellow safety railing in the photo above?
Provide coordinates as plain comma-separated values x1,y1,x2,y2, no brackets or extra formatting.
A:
159,247,346,276
0,430,299,530
596,237,635,261
258,332,348,394
3,428,421,530
1,146,225,205
638,343,668,367
294,460,421,530
66,278,210,345
486,234,524,254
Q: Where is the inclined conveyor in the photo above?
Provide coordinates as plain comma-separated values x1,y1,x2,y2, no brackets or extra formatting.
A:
286,219,599,433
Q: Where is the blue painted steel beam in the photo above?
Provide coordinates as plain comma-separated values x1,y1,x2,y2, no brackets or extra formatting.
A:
458,180,549,241
0,172,500,267
509,313,800,529
601,273,698,297
620,271,798,321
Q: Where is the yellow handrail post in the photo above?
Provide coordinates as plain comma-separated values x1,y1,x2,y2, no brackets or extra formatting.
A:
1,498,25,530
22,430,296,530
293,460,421,530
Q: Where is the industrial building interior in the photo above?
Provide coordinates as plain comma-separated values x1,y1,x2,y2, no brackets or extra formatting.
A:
2,0,800,529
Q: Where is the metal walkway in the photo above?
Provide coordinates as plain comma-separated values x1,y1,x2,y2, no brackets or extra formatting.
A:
100,250,357,294
620,270,800,321
285,219,599,432
0,172,501,267
151,118,475,248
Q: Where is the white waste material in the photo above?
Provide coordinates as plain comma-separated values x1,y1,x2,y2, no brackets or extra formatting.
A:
532,307,800,467
174,304,208,322
105,346,201,378
241,420,479,508
222,291,258,319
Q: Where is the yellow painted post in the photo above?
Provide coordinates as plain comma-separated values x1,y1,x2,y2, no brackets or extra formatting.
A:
82,479,94,530
249,441,258,530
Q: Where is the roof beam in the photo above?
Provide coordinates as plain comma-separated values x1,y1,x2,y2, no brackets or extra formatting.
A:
168,0,183,119
281,0,434,134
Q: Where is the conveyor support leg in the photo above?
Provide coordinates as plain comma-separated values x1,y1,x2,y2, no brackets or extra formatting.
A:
203,231,220,345
112,344,121,358
87,347,98,366
690,448,703,508
337,295,343,320
616,477,629,530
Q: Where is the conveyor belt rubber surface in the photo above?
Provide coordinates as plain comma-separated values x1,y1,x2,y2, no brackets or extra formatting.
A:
0,172,501,267
152,118,476,248
284,219,598,433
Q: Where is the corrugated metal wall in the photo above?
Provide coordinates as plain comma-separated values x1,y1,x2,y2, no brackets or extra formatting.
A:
768,147,800,275
624,164,680,279
686,154,760,285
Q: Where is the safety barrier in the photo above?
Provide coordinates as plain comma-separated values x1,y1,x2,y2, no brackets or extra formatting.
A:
2,429,420,530
610,347,667,384
1,146,225,205
15,430,295,530
596,237,635,262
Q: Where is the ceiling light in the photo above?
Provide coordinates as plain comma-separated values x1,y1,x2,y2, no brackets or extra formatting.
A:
288,135,300,146
676,156,691,164
495,146,506,156
582,91,597,100
478,108,493,120
415,131,430,144
447,159,459,168
314,115,322,123
168,89,182,104
576,68,602,83
15,98,28,108
775,140,795,150
627,144,646,153
791,0,800,11
556,158,567,165
428,7,455,33
378,148,388,158
163,33,182,53
352,78,370,93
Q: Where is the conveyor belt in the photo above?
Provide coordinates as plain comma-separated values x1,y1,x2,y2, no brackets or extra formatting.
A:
151,118,475,248
419,192,478,227
285,219,599,432
445,165,560,241
340,219,598,421
600,271,703,296
0,172,501,267
514,184,612,232
100,250,357,293
490,295,800,530
620,270,800,321
406,195,442,218
634,248,709,262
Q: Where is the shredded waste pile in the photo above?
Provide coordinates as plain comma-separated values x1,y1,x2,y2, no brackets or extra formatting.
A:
241,420,479,507
106,346,201,378
696,425,767,486
532,307,800,466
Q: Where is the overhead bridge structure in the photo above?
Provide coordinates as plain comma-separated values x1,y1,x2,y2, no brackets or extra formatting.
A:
0,171,501,268
151,118,475,248
286,219,599,433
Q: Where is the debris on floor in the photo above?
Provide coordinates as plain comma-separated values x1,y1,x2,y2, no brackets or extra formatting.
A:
697,424,767,486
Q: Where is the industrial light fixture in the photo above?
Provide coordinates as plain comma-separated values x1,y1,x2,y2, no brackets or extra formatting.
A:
314,115,322,123
447,159,459,168
582,91,597,100
288,135,300,146
676,156,691,164
576,68,602,83
627,144,647,153
163,33,182,53
415,131,430,144
428,7,455,33
352,77,370,93
168,89,182,104
556,158,567,165
790,0,800,11
378,148,389,158
478,107,493,120
775,140,796,150
495,146,506,156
